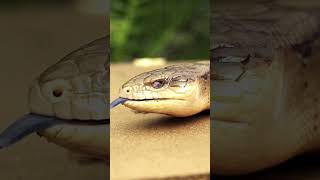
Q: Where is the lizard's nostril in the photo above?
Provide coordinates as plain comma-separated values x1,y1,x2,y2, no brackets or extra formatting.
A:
53,89,63,97
124,87,132,94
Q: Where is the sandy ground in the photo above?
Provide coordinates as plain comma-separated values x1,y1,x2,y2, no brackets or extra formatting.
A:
0,5,108,180
110,63,210,179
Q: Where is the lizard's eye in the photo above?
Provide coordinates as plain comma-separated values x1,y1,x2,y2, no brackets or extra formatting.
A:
152,79,165,89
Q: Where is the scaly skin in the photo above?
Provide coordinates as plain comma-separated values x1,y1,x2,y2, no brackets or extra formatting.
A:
113,2,320,175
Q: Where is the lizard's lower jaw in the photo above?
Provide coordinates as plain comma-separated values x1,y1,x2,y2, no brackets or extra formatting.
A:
212,81,250,123
212,76,282,124
123,98,207,117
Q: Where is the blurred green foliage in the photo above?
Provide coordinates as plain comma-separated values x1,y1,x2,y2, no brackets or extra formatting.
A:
111,0,209,62
0,0,69,6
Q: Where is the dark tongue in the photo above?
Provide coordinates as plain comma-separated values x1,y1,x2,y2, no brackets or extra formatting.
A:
0,114,61,149
110,97,128,109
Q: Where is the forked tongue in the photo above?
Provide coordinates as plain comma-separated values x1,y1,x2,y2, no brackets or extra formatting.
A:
0,114,61,149
110,97,128,108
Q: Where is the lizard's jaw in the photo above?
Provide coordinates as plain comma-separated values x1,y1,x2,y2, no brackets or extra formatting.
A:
212,68,282,124
212,79,258,124
122,98,207,117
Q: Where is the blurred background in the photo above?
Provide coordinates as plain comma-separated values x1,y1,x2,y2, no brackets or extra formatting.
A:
110,0,210,62
0,0,108,15
0,0,107,180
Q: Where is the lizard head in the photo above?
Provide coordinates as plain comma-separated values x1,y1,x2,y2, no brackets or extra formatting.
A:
112,63,209,117
0,37,109,155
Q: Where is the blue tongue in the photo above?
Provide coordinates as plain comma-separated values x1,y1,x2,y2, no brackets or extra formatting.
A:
110,97,128,108
0,114,61,149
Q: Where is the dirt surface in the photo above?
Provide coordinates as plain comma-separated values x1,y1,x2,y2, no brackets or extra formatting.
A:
110,62,210,179
0,5,108,180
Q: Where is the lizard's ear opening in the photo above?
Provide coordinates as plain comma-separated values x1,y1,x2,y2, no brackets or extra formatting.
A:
169,76,188,88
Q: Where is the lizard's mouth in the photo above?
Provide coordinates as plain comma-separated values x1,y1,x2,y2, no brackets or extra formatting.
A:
0,113,109,149
54,118,109,125
111,97,200,117
110,97,185,108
